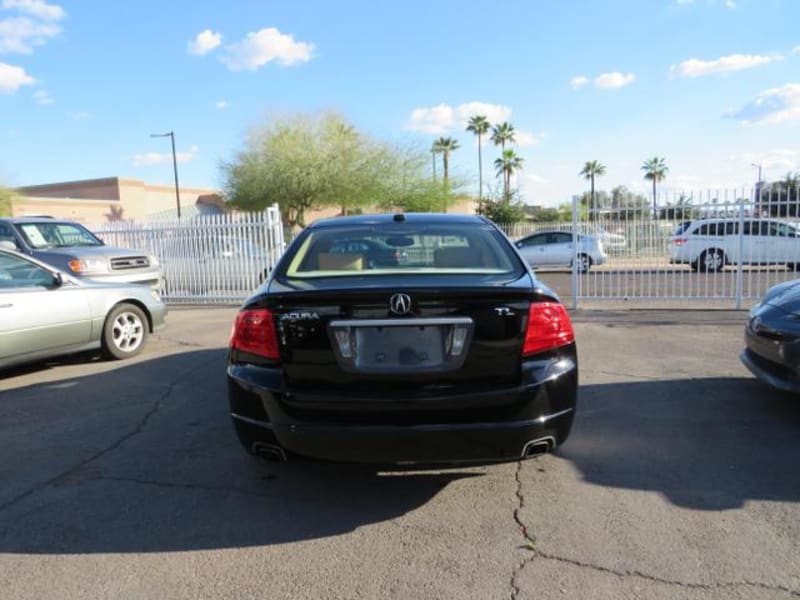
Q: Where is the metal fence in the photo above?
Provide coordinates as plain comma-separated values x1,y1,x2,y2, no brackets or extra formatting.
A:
90,204,285,304
500,186,800,308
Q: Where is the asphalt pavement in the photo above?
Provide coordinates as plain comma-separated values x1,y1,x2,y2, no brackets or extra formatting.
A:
1,307,799,599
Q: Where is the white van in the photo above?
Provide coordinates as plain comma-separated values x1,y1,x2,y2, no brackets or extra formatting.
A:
668,218,800,272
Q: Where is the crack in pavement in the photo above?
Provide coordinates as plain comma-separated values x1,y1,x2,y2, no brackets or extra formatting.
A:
510,458,537,600
509,459,800,599
0,355,220,515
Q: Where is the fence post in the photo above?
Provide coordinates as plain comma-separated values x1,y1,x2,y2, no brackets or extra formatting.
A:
571,194,579,310
735,192,745,310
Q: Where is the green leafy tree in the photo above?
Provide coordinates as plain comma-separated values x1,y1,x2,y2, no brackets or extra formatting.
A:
466,115,491,208
378,150,457,213
494,149,524,202
478,196,526,225
609,185,649,219
222,113,418,227
579,160,606,220
641,157,669,217
490,122,516,153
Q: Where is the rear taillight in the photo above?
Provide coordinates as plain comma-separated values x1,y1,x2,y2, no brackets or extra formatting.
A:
230,309,280,360
672,238,687,246
523,302,575,356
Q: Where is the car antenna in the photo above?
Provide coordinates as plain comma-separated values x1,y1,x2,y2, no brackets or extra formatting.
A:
393,213,405,222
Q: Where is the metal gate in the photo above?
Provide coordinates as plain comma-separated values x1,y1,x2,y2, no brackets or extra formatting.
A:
502,186,800,308
91,204,286,304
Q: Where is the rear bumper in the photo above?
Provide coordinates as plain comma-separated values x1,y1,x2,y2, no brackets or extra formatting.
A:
228,352,578,463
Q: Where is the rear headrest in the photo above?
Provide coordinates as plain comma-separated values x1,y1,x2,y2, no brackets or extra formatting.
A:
433,246,480,268
318,252,364,271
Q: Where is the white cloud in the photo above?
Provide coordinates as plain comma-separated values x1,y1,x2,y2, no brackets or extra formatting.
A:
133,145,199,167
725,0,735,7
68,111,91,121
594,72,635,89
676,0,694,4
570,75,588,90
0,61,34,92
0,16,60,53
222,27,314,71
32,88,51,104
1,0,65,20
794,46,800,55
187,29,221,56
514,131,540,147
671,53,781,78
407,101,512,134
215,100,228,109
729,83,800,125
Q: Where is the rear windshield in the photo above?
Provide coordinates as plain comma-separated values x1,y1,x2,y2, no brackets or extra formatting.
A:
14,222,102,249
282,222,523,278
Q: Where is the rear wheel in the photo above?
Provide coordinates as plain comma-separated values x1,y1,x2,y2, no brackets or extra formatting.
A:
573,253,592,273
102,303,149,360
698,249,725,273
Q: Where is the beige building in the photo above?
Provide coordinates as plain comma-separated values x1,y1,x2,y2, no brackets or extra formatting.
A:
12,177,221,223
11,176,477,225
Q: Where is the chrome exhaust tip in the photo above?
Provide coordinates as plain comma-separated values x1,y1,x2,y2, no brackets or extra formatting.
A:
521,436,556,458
252,442,288,462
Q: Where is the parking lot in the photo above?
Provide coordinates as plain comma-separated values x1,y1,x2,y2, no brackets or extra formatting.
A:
1,308,799,599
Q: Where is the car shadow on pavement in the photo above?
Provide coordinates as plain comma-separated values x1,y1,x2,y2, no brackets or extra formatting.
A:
559,376,800,511
0,349,482,555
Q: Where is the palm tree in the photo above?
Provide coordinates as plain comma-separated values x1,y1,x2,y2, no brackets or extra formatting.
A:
641,157,669,217
490,122,516,153
466,115,491,208
494,149,524,202
432,136,460,187
430,141,440,183
579,160,607,220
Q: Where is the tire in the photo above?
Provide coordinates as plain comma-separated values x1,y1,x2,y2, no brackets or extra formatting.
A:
101,303,149,360
698,249,725,273
573,253,592,273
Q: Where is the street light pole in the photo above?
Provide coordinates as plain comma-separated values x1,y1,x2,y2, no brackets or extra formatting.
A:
150,131,182,219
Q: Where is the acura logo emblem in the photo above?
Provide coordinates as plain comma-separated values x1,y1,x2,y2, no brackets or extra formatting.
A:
389,293,412,315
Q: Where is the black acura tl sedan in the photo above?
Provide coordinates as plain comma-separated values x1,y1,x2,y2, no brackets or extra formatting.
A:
741,279,800,393
227,213,578,464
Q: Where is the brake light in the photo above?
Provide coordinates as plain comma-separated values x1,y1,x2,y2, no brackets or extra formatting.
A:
230,309,280,360
523,302,575,356
672,238,687,246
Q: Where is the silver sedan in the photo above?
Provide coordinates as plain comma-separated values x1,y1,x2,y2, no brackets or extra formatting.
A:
0,248,167,370
514,231,607,273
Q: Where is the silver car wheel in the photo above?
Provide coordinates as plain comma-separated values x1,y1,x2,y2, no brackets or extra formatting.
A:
111,311,144,353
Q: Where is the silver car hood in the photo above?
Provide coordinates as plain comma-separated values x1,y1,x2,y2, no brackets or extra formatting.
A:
36,245,149,258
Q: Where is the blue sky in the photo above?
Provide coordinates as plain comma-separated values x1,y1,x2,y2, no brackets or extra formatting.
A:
1,0,799,207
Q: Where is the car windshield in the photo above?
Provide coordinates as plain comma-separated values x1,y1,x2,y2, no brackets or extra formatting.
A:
283,222,523,278
15,222,103,249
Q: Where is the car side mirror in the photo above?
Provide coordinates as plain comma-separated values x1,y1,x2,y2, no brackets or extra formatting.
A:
51,272,63,287
0,240,17,251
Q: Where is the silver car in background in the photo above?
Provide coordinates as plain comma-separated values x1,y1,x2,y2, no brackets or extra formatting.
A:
0,248,166,370
514,230,607,273
0,217,162,288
